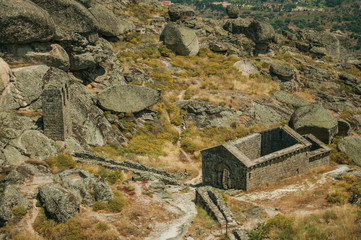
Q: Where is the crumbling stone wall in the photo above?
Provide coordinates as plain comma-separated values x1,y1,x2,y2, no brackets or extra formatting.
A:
195,186,237,229
304,135,330,169
260,127,299,156
42,81,72,141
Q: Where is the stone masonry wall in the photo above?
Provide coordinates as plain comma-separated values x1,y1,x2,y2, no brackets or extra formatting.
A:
42,84,72,141
234,134,261,160
202,146,248,190
261,128,299,156
247,148,309,189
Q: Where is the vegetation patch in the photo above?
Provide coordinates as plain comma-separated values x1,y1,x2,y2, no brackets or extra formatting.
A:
45,153,76,172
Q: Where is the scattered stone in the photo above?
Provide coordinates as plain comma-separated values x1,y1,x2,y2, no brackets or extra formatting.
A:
160,24,199,56
338,136,361,167
226,5,239,19
0,185,28,226
273,90,310,108
168,5,195,22
97,85,161,113
0,0,55,44
289,103,338,144
270,64,295,81
3,164,51,185
37,183,80,223
337,119,351,137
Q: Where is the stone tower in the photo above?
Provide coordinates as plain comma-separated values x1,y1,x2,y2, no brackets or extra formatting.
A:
42,80,72,141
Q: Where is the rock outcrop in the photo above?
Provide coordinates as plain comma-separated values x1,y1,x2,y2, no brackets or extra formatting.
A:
176,100,240,128
0,0,55,44
273,90,310,108
0,58,12,94
223,18,251,34
270,64,295,81
30,0,99,36
289,103,338,144
245,20,276,54
97,85,161,113
168,4,195,22
160,24,199,56
0,185,28,226
338,136,361,167
38,183,80,223
54,169,114,206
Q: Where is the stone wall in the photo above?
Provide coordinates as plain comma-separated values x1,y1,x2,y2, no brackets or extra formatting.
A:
247,147,310,189
234,134,261,160
202,146,248,190
42,82,72,141
195,186,237,229
260,128,299,156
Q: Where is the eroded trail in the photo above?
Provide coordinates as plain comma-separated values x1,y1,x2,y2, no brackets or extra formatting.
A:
145,187,197,240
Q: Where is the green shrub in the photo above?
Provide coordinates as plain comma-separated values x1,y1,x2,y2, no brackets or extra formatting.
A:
45,153,76,171
107,196,129,213
93,201,107,211
96,222,109,231
12,206,27,216
97,168,123,185
249,223,270,240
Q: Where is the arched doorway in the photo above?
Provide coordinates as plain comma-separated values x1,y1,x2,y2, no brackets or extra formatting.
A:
215,163,232,189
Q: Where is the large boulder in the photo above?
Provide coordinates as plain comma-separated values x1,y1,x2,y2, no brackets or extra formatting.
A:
338,136,361,166
270,64,296,81
273,90,310,108
339,72,361,95
54,169,114,206
17,130,57,161
233,60,260,77
223,18,251,34
97,85,161,113
0,0,55,44
168,5,195,22
0,185,28,226
69,80,126,146
297,30,354,60
160,24,199,56
0,43,70,71
30,0,99,35
289,103,338,144
245,20,275,44
37,183,80,223
88,3,126,37
337,119,351,137
226,5,239,19
12,65,50,108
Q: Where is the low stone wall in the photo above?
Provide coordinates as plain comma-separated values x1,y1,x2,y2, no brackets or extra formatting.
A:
73,152,182,185
195,186,237,228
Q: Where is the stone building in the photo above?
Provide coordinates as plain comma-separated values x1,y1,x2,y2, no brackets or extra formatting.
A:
42,79,72,141
201,126,330,190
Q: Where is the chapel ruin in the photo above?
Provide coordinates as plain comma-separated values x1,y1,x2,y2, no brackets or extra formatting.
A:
201,126,330,190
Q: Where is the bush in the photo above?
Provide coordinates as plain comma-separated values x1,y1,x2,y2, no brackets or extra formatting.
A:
12,206,27,216
96,222,109,231
93,201,107,211
107,196,129,213
45,153,76,171
97,168,124,185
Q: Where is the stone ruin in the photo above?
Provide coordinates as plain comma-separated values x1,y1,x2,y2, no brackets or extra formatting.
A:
42,78,72,141
201,126,330,190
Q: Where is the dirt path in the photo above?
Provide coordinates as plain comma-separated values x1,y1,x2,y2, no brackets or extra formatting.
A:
145,188,197,240
20,199,42,238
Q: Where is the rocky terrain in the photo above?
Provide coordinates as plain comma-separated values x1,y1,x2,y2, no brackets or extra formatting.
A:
0,0,361,240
